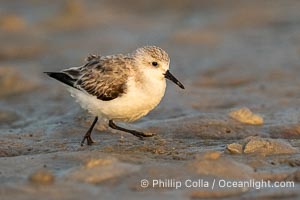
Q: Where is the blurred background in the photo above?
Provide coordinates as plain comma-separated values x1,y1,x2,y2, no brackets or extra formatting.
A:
1,0,300,199
2,0,300,117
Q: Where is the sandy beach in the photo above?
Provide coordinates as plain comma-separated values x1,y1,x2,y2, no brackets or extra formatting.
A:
0,0,299,199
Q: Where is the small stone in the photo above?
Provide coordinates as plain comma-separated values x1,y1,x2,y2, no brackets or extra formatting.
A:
288,159,300,167
243,136,298,155
29,170,55,185
226,143,243,154
85,158,113,168
204,151,221,160
69,159,139,185
286,170,300,182
229,107,263,125
189,154,254,179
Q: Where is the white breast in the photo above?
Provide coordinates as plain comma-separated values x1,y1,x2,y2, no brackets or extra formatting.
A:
68,76,166,122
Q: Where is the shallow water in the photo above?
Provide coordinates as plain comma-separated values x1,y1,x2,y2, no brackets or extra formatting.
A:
0,0,300,199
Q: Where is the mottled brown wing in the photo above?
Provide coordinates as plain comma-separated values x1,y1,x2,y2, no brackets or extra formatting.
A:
74,56,130,101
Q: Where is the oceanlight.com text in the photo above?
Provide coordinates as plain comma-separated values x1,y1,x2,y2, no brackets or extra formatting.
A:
140,179,295,190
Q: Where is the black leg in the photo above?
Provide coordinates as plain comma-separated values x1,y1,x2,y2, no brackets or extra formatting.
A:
108,120,154,139
81,117,98,146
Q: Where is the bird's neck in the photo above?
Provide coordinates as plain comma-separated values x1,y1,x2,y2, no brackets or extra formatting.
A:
136,68,166,99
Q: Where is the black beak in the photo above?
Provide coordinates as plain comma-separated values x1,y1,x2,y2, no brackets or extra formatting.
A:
164,70,185,89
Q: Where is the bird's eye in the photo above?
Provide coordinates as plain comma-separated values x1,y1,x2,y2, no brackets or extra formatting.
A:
152,61,158,67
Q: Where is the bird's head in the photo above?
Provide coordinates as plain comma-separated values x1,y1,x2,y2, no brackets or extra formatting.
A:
133,46,184,89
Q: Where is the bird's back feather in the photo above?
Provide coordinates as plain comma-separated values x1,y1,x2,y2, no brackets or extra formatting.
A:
45,54,131,101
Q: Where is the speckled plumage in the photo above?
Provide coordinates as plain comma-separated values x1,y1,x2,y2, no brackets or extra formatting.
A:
57,46,170,104
45,46,184,145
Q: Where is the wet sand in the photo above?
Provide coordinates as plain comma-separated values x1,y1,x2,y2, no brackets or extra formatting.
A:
0,0,300,199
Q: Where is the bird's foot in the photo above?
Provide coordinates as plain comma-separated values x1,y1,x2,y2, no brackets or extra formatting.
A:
108,120,155,140
130,130,155,139
81,134,95,146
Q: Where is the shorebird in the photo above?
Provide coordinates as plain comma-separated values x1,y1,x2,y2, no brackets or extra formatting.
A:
45,46,184,146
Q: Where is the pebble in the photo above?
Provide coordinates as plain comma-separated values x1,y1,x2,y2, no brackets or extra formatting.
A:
229,107,263,125
28,169,55,185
